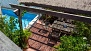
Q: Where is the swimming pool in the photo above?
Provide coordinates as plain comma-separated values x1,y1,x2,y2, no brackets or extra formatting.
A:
1,8,40,29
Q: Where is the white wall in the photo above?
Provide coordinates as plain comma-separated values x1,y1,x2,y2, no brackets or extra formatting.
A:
0,0,19,8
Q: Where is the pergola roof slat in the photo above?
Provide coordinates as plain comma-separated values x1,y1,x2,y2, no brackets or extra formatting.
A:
20,2,91,16
10,4,91,24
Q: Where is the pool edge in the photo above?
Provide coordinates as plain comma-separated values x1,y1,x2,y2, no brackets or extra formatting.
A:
25,14,42,29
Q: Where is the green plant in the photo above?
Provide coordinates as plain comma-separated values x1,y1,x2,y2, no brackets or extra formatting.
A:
73,21,91,37
56,36,89,51
23,29,31,39
22,10,27,16
22,29,31,48
41,14,58,24
0,16,31,48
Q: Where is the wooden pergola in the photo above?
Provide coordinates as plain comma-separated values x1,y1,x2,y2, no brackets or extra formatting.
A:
10,3,91,31
10,3,91,22
20,2,91,16
9,2,91,51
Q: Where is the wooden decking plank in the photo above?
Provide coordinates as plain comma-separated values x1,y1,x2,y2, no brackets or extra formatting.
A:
34,23,43,29
28,39,36,46
31,34,40,40
37,36,43,41
50,48,56,51
39,45,48,51
28,22,57,51
44,46,51,51
32,42,41,49
30,27,39,33
39,37,48,44
44,37,49,44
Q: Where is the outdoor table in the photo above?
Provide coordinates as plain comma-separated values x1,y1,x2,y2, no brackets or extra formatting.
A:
52,20,75,33
60,18,64,22
63,28,70,32
68,24,75,28
57,21,61,24
70,28,74,32
65,19,70,23
57,25,61,28
51,24,57,28
67,27,71,32
53,20,57,23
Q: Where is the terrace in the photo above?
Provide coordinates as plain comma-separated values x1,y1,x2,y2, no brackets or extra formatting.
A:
0,0,91,51
10,2,91,51
27,18,74,51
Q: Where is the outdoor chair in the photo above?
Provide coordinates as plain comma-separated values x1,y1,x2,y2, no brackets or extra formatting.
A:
39,21,50,33
49,28,61,41
43,21,50,29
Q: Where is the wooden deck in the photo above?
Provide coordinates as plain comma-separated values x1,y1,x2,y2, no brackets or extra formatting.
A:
28,22,59,51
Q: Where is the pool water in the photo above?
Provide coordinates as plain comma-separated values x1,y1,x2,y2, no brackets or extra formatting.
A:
1,8,37,29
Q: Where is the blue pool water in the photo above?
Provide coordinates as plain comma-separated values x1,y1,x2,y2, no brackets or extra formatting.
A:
1,8,37,29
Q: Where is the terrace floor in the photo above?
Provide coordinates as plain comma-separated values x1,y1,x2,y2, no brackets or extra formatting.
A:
27,20,60,51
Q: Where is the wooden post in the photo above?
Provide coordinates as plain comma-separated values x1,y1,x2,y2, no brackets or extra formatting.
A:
18,9,23,48
18,9,23,31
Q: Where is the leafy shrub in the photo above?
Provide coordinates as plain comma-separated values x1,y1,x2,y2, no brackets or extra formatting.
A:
0,16,31,48
23,29,31,39
73,21,91,37
55,36,90,51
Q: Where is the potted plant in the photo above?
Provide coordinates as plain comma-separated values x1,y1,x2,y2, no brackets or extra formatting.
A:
22,29,31,51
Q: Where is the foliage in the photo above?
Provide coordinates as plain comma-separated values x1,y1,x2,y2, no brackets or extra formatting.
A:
54,16,91,51
40,14,58,24
22,29,31,48
55,36,90,51
0,16,18,36
22,10,27,16
73,21,91,37
23,29,31,39
0,15,31,48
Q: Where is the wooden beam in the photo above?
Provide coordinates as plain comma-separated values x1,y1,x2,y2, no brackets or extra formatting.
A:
10,4,91,24
20,2,91,16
